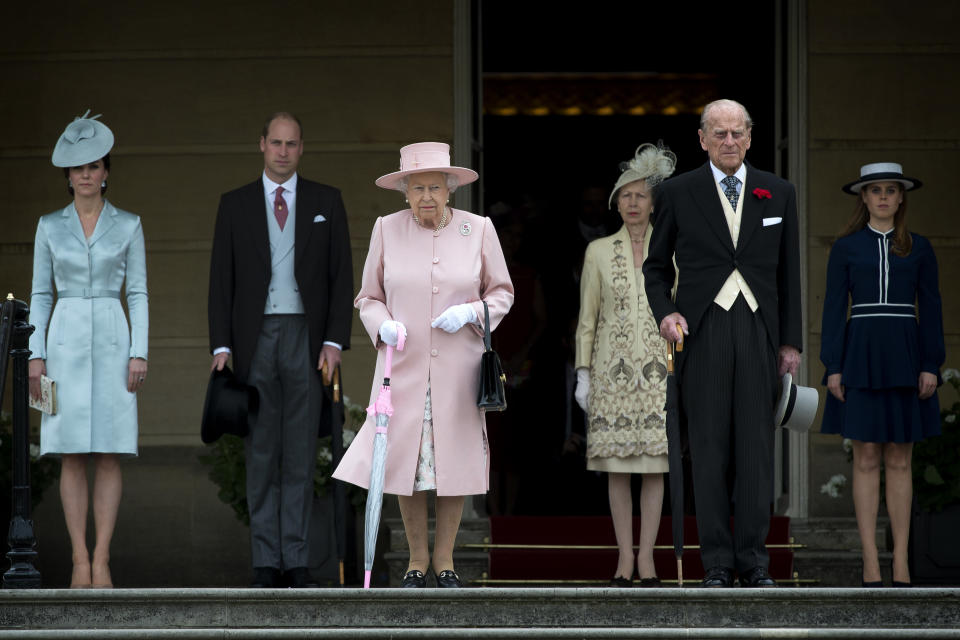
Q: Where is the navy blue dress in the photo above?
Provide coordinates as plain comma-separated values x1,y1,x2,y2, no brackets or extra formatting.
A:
820,225,944,442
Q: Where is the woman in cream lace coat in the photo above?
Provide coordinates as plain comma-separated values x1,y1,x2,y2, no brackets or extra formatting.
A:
575,143,676,587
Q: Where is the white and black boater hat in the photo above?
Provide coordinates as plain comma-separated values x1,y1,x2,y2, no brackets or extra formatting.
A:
842,162,922,194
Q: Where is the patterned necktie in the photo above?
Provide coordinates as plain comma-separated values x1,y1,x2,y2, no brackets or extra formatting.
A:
721,175,740,210
273,186,288,231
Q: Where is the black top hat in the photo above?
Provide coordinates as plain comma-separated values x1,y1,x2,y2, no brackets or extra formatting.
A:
201,365,259,444
842,162,922,194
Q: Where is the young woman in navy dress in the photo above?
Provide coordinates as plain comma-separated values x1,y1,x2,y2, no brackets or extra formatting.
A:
820,163,944,587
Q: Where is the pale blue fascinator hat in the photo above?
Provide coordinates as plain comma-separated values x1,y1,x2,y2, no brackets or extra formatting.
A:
51,110,114,167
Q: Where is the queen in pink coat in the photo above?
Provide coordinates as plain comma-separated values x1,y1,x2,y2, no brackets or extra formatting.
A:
333,142,513,588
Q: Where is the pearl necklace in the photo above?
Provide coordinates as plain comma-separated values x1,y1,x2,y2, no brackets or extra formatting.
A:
413,207,450,232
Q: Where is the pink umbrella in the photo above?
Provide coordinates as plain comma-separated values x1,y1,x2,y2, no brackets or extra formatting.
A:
363,331,405,589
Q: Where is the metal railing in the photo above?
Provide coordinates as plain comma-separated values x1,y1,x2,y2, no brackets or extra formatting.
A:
0,293,41,588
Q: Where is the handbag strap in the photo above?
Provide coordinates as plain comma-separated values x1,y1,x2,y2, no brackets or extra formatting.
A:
483,301,492,352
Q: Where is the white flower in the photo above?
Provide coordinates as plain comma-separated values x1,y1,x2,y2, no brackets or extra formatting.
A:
943,368,959,382
343,428,356,447
820,473,847,498
842,438,853,454
947,414,957,424
29,443,41,459
317,447,332,463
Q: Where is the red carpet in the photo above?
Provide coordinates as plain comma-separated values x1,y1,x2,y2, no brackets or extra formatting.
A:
487,516,794,581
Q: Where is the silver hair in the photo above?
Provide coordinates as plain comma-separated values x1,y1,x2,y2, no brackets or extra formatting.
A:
397,172,460,194
699,99,753,131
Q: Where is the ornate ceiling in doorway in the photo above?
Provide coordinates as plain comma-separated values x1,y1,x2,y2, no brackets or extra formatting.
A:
483,73,718,117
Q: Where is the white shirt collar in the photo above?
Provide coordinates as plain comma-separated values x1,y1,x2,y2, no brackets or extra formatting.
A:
262,171,298,195
709,161,747,188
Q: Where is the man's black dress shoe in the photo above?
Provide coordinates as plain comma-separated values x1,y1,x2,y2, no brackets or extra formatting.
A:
401,570,426,588
284,567,319,588
701,566,734,588
739,566,777,588
251,567,281,588
434,569,462,588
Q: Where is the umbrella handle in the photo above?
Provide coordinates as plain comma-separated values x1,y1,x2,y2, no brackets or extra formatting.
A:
674,323,684,352
383,328,405,380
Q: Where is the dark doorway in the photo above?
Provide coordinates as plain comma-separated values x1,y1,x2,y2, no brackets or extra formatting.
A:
480,3,778,517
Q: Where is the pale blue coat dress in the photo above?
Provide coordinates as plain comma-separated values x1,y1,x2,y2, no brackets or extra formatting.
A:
29,201,148,456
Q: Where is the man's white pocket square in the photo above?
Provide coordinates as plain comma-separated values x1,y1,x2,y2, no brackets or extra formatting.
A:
762,217,782,227
313,214,327,223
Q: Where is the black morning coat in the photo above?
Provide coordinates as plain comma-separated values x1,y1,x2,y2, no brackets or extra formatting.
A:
207,176,354,384
643,161,802,360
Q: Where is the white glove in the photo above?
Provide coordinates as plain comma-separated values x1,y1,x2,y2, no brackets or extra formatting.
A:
574,367,590,411
378,320,407,347
431,303,478,334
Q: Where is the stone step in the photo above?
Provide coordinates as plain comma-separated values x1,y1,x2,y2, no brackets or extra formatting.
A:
1,588,959,637
793,550,894,587
384,517,490,552
790,517,889,552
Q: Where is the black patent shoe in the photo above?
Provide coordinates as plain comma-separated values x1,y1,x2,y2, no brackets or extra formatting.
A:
434,569,462,588
609,576,633,588
739,566,777,588
701,566,734,588
401,570,427,588
638,577,661,588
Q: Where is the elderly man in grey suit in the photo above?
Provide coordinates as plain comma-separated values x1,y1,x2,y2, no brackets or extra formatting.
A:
208,112,353,587
644,99,802,588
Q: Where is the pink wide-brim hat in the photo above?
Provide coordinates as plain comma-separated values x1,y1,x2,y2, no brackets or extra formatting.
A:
375,142,479,191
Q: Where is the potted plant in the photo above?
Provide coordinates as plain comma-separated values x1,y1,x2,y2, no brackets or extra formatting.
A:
910,368,960,584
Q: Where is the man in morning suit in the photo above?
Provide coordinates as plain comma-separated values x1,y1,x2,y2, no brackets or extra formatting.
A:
208,112,353,588
643,99,802,588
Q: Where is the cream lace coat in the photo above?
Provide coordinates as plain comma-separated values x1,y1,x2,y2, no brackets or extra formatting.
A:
575,225,669,460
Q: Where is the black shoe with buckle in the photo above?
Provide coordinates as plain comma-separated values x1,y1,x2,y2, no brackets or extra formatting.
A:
434,569,462,588
739,566,777,588
401,570,426,588
701,566,734,588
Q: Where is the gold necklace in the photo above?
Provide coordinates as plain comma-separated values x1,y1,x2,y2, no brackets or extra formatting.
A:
413,207,449,231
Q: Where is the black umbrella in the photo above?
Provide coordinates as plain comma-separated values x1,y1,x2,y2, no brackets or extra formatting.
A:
664,327,685,585
322,362,347,586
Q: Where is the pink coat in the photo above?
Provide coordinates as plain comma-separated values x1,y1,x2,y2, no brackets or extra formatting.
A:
333,209,514,496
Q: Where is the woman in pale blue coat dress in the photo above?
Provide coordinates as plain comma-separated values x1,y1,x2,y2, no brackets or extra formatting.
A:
28,112,148,588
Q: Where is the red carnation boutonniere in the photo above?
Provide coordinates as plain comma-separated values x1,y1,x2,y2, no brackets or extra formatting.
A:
753,188,772,200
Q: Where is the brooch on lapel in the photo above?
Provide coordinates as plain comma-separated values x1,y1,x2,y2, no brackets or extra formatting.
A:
752,188,772,200
459,222,472,236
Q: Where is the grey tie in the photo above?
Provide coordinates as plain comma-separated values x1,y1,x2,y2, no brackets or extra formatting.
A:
721,175,740,209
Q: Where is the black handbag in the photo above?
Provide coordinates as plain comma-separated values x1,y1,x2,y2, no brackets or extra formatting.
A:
477,301,507,411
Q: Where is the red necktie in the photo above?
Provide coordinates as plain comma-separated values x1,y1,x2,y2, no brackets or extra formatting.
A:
274,186,288,230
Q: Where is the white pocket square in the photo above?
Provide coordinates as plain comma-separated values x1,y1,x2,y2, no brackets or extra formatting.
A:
762,217,782,227
313,214,327,223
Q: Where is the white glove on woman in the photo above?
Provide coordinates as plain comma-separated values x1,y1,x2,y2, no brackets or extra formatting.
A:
431,303,478,333
574,367,590,411
378,319,407,346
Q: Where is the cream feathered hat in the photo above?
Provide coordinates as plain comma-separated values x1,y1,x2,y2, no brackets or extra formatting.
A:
608,142,677,208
